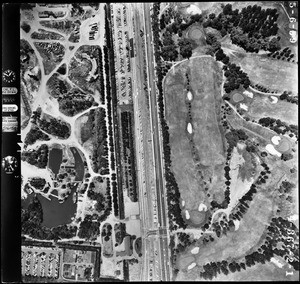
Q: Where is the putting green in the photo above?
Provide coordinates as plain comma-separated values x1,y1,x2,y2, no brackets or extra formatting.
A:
189,26,203,40
232,93,244,102
275,137,290,153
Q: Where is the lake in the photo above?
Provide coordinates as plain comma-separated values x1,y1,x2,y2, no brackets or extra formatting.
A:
48,147,63,177
22,147,85,228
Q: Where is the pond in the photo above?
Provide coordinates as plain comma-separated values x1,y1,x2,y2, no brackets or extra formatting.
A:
22,147,85,228
70,147,85,181
48,147,63,177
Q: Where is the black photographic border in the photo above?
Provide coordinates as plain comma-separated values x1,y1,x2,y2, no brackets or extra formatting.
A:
1,3,22,282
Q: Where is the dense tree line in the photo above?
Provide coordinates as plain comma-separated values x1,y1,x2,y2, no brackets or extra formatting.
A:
258,117,298,138
89,108,109,175
121,111,138,202
98,47,105,104
152,3,186,230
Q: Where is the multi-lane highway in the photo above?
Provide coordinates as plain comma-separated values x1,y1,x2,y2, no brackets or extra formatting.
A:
141,3,171,281
111,2,171,281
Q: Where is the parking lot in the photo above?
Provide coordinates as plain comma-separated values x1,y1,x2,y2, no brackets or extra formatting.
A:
22,246,61,279
111,3,134,105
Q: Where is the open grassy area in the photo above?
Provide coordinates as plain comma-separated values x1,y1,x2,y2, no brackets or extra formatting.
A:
246,93,298,125
229,52,298,94
164,56,226,214
176,190,275,270
213,259,299,281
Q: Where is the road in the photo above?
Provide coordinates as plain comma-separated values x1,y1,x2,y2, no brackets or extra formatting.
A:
142,2,170,281
127,2,171,281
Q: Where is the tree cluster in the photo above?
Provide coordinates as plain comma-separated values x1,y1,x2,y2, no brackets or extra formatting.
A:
22,144,49,168
78,214,100,240
279,91,298,105
58,90,94,116
24,126,50,146
258,117,298,138
38,116,70,139
268,47,296,63
203,4,281,52
29,178,46,190
178,38,195,59
89,109,109,175
222,62,251,93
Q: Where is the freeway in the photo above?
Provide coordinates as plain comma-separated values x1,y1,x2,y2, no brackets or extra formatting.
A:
142,2,171,281
128,2,171,281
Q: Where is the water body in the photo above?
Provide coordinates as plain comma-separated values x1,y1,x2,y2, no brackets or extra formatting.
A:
22,147,85,228
48,148,63,178
70,147,85,181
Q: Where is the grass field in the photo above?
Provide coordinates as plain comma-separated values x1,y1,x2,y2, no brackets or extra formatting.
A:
226,106,279,146
246,93,298,125
229,52,298,94
176,191,275,271
213,259,299,281
164,57,226,213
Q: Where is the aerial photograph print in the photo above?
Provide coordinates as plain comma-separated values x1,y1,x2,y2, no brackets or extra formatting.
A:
19,2,298,282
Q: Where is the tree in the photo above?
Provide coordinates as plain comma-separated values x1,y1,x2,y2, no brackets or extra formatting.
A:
268,37,281,52
178,38,195,59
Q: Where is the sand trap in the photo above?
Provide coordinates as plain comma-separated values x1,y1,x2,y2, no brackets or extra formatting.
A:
187,91,193,101
270,96,278,104
187,123,193,134
198,203,207,212
240,103,248,111
187,5,202,15
271,136,281,145
233,219,240,231
288,214,298,221
185,210,190,220
265,144,282,157
187,262,196,270
182,200,185,207
271,257,284,268
243,90,254,98
191,247,199,254
232,93,244,102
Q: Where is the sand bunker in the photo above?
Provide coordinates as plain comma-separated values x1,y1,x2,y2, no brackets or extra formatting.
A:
198,203,207,212
187,123,193,134
265,144,282,157
185,210,190,220
271,135,281,145
187,91,193,101
270,96,278,104
243,90,253,98
191,247,199,254
187,262,196,270
240,103,248,111
187,4,202,15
